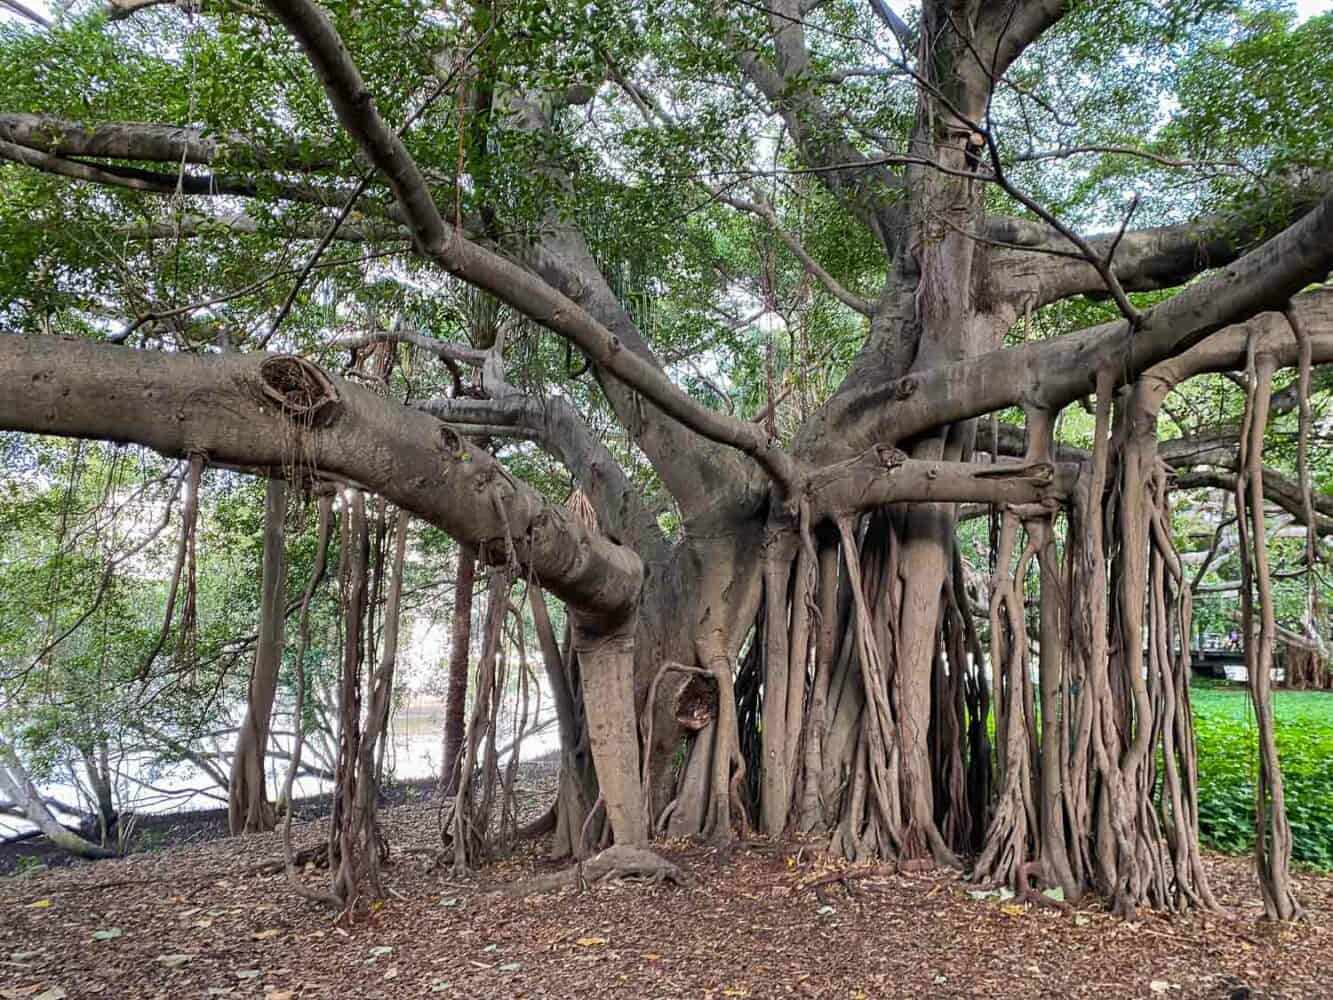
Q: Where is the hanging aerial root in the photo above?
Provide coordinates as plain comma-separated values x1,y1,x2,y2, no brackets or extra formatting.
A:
973,511,1039,892
1233,336,1304,921
828,516,908,862
442,563,515,871
136,452,204,681
282,490,340,908
1284,302,1327,685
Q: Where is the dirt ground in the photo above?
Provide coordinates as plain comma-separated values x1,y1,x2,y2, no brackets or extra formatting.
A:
2,778,1330,1000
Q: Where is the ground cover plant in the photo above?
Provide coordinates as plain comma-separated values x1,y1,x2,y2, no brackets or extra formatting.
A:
1193,681,1333,869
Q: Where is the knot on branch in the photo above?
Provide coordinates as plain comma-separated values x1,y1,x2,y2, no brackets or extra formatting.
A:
673,672,717,732
258,356,339,425
893,376,918,400
873,444,908,470
438,425,468,461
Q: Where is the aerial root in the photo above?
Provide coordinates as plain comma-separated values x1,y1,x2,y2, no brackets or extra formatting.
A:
499,845,692,897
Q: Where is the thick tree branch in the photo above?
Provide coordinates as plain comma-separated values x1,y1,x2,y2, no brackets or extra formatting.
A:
991,178,1332,310
980,0,1067,80
819,201,1333,456
0,113,336,172
263,0,798,490
0,135,367,210
867,0,915,51
806,445,1078,517
0,335,642,625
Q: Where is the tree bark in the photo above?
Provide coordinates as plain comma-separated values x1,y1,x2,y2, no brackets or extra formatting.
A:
440,543,477,795
229,478,288,834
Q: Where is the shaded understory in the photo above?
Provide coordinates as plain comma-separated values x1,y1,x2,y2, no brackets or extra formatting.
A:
2,780,1332,999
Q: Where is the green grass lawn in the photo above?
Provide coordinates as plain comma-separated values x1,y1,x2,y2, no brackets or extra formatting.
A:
1190,680,1333,869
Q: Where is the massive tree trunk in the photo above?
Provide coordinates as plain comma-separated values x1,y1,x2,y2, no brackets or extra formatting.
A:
229,478,288,834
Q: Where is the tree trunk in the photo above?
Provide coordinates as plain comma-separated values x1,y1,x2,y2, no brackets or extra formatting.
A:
228,478,288,834
0,737,117,861
440,543,476,795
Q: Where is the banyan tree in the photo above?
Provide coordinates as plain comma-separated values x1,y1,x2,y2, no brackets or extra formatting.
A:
2,0,1332,918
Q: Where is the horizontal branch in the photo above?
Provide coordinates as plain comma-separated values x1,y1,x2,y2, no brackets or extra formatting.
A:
0,112,336,172
120,210,408,244
1144,289,1333,389
329,327,486,368
806,444,1079,517
1174,468,1333,536
0,136,353,208
0,336,642,625
990,175,1332,309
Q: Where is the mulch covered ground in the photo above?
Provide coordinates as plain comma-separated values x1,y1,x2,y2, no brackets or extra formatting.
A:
2,787,1330,999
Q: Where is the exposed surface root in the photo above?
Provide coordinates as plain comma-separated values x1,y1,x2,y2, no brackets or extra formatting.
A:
500,844,691,897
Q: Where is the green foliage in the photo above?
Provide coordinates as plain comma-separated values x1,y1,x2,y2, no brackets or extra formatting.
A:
1192,682,1333,870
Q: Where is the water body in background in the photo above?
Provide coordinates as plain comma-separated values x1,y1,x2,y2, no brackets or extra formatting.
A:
0,694,560,840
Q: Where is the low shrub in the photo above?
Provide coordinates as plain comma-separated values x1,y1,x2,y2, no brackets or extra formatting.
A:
1191,683,1333,870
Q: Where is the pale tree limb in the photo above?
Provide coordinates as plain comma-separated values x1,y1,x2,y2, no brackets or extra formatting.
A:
0,112,336,171
0,336,642,625
0,735,118,860
0,0,49,27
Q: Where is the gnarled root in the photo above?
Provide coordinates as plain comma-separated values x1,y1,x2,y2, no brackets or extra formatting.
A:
500,845,692,897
